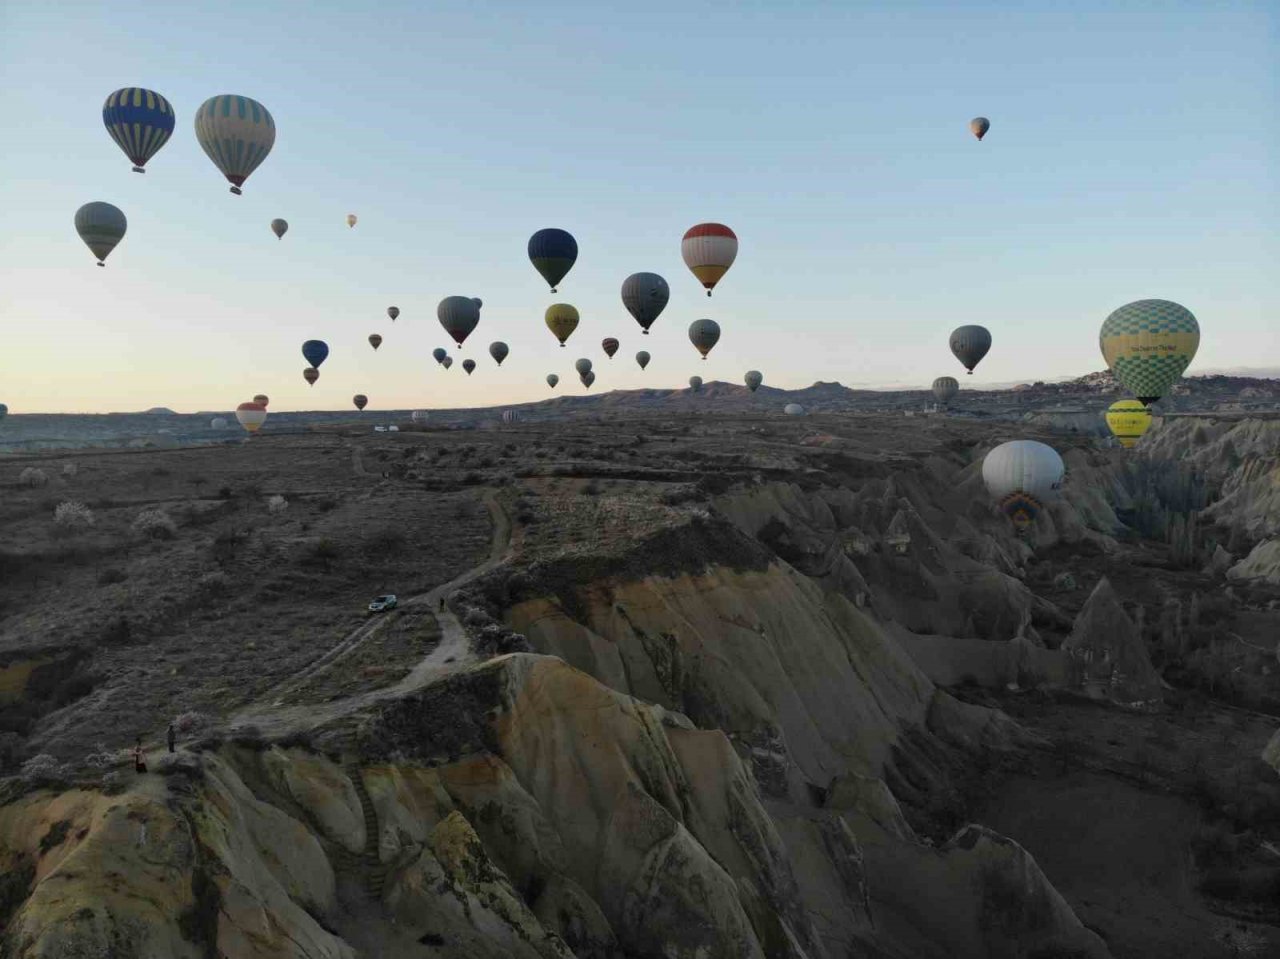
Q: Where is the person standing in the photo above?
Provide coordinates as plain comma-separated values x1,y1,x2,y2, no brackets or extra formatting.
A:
166,723,176,754
133,738,147,774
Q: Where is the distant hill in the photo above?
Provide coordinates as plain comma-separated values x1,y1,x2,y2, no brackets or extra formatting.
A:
143,407,177,415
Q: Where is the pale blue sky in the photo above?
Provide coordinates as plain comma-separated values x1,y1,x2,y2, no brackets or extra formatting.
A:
0,0,1275,413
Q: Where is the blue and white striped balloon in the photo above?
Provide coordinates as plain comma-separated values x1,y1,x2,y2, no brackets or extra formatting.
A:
194,95,276,195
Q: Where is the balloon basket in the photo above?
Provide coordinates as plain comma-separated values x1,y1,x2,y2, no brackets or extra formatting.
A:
230,186,242,195
132,166,145,174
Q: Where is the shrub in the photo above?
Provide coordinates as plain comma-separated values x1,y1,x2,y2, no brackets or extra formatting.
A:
18,467,49,488
53,500,95,530
217,486,233,499
20,753,64,782
84,743,128,770
173,711,210,735
133,509,177,539
267,495,288,515
62,462,78,478
97,568,128,586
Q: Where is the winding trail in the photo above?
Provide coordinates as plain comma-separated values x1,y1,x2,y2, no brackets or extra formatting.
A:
230,488,511,737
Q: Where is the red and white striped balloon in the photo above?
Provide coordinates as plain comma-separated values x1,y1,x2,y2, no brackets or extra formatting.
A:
681,223,738,296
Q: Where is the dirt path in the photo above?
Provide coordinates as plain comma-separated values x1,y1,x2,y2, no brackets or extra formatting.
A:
229,489,511,737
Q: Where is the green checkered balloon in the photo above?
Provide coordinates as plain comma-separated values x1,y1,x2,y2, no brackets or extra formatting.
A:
1099,299,1199,404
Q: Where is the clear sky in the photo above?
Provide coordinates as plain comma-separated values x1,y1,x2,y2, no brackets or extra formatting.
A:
0,0,1275,414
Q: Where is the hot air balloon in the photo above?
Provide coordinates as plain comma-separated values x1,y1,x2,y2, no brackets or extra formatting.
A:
0,403,8,423
387,306,399,321
302,340,329,368
682,223,737,296
489,342,509,366
636,351,651,370
602,337,620,359
784,404,806,416
528,228,577,292
369,334,382,350
74,202,126,266
546,304,579,347
102,88,175,173
236,401,267,434
412,410,429,423
546,374,559,389
621,272,670,333
253,394,269,407
442,356,454,370
744,371,763,393
949,325,992,375
574,358,592,376
346,214,357,228
1105,400,1153,449
970,117,990,141
462,359,476,375
502,410,520,424
1099,299,1200,406
303,367,319,386
689,376,703,393
353,394,368,411
193,95,275,195
982,440,1064,529
688,319,721,359
932,376,959,406
438,296,480,347
271,218,288,239
471,298,483,310
432,347,447,365
210,417,228,430
580,370,596,388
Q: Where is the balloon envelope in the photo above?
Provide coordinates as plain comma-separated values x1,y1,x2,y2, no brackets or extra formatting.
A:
489,341,509,365
346,214,357,228
546,373,559,388
636,351,651,370
1105,399,1153,449
432,347,447,365
387,306,400,321
271,218,288,239
744,370,763,392
502,410,520,424
412,410,429,423
982,440,1064,527
949,325,992,374
74,202,127,265
194,95,275,194
682,224,737,296
303,367,319,386
688,319,721,359
462,359,476,375
1099,299,1200,405
235,402,267,433
932,376,959,405
602,337,619,358
528,228,578,292
0,403,9,422
471,298,483,310
580,370,595,388
103,88,176,172
253,394,269,407
970,117,990,140
352,394,368,410
689,376,703,392
369,334,382,350
302,340,329,368
545,304,580,346
574,358,592,375
621,273,670,332
438,296,480,346
784,404,806,416
442,356,454,369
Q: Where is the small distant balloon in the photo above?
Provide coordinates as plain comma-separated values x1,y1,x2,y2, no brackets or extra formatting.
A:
303,367,319,386
302,340,329,368
784,403,806,416
636,351,651,370
688,319,721,359
546,373,560,389
236,401,267,434
271,218,288,239
412,410,429,423
682,223,737,296
970,117,990,141
432,347,447,365
75,202,127,266
253,394,269,407
462,359,476,375
602,337,619,358
442,356,454,370
0,403,9,423
387,306,400,321
574,358,592,376
744,370,763,393
545,304,580,347
580,370,596,388
352,394,368,411
689,376,703,393
438,296,480,347
489,341,509,366
346,214,357,228
621,272,670,333
932,376,959,405
949,325,992,375
102,88,176,173
528,228,578,292
502,410,520,425
194,95,275,195
369,334,382,350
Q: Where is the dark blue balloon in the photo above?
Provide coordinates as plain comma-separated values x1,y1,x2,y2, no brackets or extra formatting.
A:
302,340,329,368
432,347,447,365
528,228,578,292
102,88,176,172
